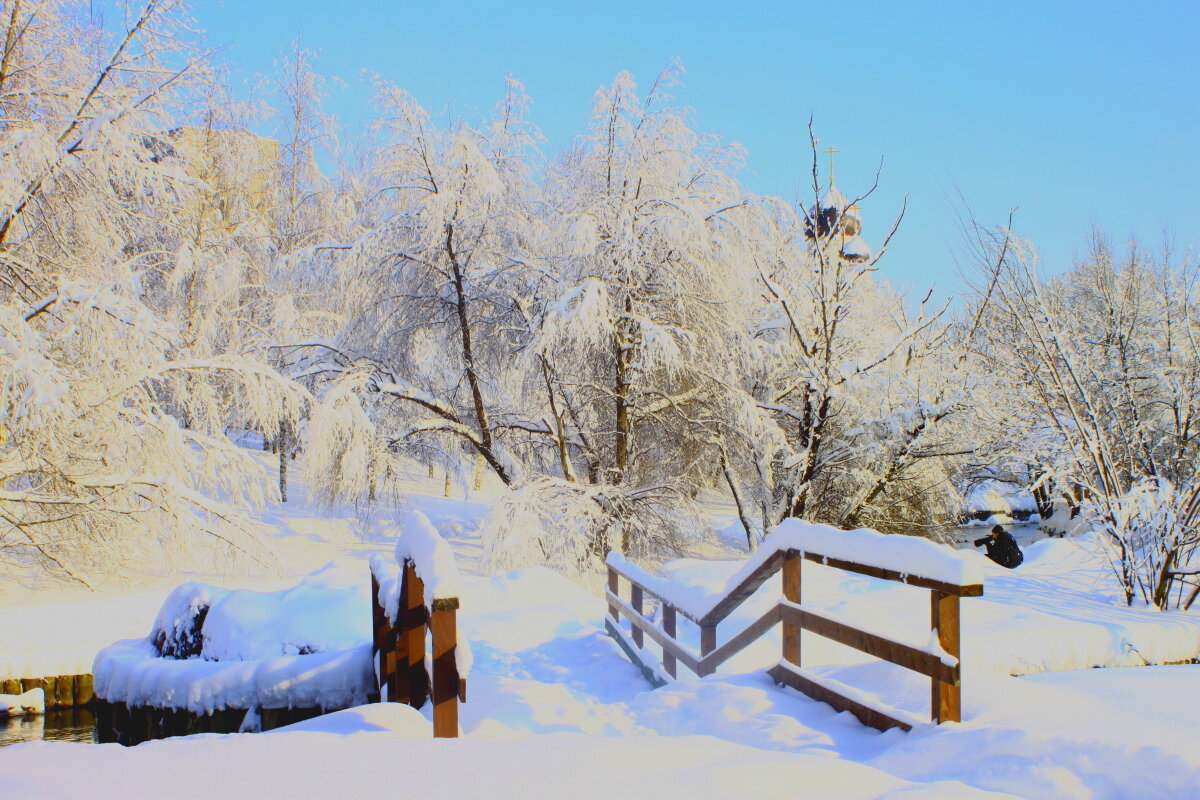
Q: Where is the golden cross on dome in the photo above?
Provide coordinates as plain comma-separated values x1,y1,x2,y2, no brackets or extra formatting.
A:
822,145,839,187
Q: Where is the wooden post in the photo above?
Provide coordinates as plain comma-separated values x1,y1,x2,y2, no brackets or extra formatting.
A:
402,562,429,709
430,598,460,738
75,674,94,707
699,624,717,677
607,566,619,622
930,590,961,723
54,674,74,708
662,605,677,679
631,585,644,648
388,568,410,705
370,572,385,699
782,550,801,667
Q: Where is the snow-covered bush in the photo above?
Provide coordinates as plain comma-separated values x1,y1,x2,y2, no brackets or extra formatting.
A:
1088,480,1200,609
480,478,690,583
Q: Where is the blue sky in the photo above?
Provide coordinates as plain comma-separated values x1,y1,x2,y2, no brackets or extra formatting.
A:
182,0,1197,296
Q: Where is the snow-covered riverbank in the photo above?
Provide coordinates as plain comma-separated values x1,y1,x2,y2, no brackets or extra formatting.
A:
2,458,1199,799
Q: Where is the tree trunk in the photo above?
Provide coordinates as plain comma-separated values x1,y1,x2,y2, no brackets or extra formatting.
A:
614,337,630,484
722,455,756,550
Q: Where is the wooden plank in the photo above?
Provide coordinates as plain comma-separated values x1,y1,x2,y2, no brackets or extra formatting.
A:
802,552,983,597
662,605,678,679
605,617,667,688
768,664,913,733
430,604,459,738
604,590,701,675
631,585,645,648
930,590,961,723
782,551,801,666
779,603,957,684
696,605,781,676
699,549,785,626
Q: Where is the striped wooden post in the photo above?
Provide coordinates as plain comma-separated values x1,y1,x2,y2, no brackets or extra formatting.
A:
930,590,961,723
430,598,460,738
402,562,429,709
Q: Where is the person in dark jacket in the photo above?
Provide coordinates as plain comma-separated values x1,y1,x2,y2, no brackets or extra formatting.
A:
974,525,1023,568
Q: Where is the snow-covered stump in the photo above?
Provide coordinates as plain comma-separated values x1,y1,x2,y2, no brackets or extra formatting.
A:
605,520,984,732
369,511,470,738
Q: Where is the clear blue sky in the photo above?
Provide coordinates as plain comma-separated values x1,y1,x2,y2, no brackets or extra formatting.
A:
182,0,1197,296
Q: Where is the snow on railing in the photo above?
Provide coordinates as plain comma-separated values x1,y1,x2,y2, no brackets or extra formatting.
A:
369,510,469,738
605,519,984,732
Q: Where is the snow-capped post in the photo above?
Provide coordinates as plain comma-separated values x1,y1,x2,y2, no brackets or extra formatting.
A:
604,520,983,731
369,511,471,738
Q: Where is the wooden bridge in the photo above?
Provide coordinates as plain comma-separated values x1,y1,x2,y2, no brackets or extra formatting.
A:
604,528,984,731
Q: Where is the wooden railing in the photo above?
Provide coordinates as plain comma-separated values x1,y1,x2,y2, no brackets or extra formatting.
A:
605,546,983,732
371,559,464,738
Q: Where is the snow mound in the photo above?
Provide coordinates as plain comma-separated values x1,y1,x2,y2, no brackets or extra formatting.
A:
200,562,369,661
265,702,430,737
0,688,44,716
94,563,376,713
151,582,231,658
93,638,374,714
392,509,463,604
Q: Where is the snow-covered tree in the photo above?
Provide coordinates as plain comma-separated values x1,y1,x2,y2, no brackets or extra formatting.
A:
970,224,1200,608
296,77,542,506
0,2,308,582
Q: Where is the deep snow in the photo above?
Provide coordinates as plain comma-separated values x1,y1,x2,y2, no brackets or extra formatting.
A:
2,453,1199,799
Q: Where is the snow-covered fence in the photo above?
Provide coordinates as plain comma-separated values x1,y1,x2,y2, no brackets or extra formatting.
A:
604,520,984,732
369,512,469,738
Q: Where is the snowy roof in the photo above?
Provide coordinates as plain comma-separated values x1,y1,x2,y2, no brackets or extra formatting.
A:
820,184,847,210
841,236,872,260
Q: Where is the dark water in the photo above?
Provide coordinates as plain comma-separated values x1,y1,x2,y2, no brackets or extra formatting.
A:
0,708,95,747
945,523,1050,550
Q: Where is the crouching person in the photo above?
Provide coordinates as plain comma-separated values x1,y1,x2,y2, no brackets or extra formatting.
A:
974,524,1023,568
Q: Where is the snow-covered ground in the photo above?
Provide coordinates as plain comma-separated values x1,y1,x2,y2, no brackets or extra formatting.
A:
2,454,1199,799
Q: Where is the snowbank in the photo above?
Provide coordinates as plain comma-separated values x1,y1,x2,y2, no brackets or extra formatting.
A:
198,563,369,661
0,715,1014,800
0,688,43,716
94,563,375,713
93,638,374,714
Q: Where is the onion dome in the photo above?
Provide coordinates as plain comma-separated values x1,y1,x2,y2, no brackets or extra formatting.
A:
804,180,861,242
840,235,872,263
